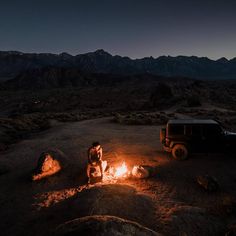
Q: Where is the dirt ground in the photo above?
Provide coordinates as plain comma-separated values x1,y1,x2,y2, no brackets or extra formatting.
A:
0,117,236,236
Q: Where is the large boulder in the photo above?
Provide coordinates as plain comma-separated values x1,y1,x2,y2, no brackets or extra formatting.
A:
55,215,162,236
32,149,67,181
44,184,158,232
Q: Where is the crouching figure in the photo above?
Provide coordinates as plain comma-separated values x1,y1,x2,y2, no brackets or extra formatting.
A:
87,142,103,184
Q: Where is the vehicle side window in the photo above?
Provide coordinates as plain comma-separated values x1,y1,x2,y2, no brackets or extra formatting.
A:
191,125,202,136
185,126,191,135
169,125,184,135
203,125,222,137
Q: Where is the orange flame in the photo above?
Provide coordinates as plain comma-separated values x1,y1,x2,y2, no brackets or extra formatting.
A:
114,162,128,178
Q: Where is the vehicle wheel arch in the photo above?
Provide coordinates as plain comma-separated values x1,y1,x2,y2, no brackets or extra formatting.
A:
171,143,189,160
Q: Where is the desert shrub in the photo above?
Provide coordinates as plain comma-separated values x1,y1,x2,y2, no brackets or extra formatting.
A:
186,96,201,107
112,112,175,125
0,113,53,150
113,113,124,124
149,83,175,109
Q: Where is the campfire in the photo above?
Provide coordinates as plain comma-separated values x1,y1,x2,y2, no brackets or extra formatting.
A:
108,162,130,179
91,161,152,183
114,162,128,178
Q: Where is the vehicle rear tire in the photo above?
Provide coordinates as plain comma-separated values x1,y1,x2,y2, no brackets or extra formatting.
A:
172,144,188,160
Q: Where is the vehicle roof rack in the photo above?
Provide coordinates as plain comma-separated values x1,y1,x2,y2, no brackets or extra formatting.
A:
168,119,218,125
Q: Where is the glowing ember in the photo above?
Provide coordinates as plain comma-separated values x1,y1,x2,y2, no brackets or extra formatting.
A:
114,162,128,178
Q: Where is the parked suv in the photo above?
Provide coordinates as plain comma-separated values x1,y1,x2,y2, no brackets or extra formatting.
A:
160,119,236,160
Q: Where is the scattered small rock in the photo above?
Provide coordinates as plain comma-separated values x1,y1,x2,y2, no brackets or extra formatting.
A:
196,175,219,192
222,196,236,215
225,223,236,236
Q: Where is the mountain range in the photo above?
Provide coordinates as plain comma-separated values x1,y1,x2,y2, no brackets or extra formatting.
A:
0,49,236,81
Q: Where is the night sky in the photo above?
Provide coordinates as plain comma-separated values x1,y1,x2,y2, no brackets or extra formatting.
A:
0,0,236,59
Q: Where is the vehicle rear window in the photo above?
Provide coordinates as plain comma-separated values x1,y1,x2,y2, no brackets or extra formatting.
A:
169,125,184,135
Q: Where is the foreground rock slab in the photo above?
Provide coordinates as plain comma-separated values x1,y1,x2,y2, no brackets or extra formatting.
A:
167,206,224,236
55,215,162,236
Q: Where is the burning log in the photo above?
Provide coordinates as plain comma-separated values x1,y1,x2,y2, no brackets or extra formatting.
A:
101,162,156,182
114,162,128,177
89,161,156,183
107,162,131,179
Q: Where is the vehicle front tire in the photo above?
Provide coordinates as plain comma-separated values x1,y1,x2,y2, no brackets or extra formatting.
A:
172,144,188,160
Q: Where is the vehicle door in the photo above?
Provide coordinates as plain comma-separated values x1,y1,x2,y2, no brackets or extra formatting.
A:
189,125,205,152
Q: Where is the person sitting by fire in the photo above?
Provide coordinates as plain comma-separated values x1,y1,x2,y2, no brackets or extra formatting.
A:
87,142,103,184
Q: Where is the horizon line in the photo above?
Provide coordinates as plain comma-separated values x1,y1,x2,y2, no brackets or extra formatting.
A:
0,49,235,61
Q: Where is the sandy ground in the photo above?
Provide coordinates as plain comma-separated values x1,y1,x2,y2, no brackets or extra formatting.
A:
0,117,236,236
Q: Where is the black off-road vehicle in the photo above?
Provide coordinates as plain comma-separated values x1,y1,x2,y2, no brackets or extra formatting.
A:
160,119,236,160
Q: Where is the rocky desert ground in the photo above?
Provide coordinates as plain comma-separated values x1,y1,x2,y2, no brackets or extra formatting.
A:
0,116,236,236
1,75,236,235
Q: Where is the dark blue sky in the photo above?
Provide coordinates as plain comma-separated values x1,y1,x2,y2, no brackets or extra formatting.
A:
0,0,236,59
